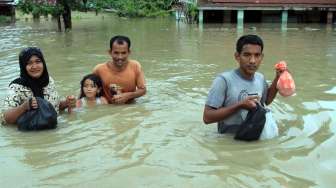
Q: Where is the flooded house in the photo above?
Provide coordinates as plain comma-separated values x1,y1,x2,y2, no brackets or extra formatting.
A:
0,0,15,21
197,0,336,25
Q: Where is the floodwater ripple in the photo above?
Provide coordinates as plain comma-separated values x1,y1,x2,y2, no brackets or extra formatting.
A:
1,17,336,187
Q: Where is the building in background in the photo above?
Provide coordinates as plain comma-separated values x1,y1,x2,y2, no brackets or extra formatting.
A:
197,0,336,26
0,0,15,22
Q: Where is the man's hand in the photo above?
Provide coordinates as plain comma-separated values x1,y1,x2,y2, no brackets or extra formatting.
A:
240,96,259,110
112,93,131,104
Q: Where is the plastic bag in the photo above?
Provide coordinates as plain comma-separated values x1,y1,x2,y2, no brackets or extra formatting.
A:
260,110,279,140
17,97,57,131
234,103,266,141
275,61,296,97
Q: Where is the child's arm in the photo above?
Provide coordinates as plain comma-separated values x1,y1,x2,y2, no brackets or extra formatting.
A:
76,99,82,108
100,96,108,104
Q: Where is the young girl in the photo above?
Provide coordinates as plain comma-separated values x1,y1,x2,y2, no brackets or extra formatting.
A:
76,74,108,108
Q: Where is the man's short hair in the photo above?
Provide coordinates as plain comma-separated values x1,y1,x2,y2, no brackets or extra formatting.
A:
236,35,263,54
110,35,131,50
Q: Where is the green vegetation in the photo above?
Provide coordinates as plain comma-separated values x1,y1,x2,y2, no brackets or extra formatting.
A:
17,0,177,18
16,0,189,30
18,1,62,18
0,15,12,23
106,0,175,17
185,3,198,23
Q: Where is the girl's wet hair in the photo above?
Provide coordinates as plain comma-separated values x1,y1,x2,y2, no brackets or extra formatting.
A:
79,74,103,99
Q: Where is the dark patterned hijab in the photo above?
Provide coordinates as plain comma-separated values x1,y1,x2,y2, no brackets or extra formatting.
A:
10,47,49,98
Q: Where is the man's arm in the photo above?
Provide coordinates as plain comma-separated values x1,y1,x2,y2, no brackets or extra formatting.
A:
113,66,146,104
203,96,259,124
203,104,241,124
265,71,281,105
112,87,146,104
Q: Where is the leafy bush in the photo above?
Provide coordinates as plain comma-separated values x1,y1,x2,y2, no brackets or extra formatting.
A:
105,0,175,17
17,0,61,18
17,0,177,18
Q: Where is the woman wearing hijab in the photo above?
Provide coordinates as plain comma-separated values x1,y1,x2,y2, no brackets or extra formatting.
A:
1,47,75,125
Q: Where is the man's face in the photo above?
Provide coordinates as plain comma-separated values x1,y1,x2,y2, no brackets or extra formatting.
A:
109,42,130,69
235,44,263,77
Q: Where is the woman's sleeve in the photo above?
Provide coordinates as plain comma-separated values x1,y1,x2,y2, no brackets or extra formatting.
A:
4,85,26,108
45,77,61,113
1,84,27,125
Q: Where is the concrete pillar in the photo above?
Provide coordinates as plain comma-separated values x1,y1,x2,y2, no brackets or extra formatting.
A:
281,10,288,24
175,10,180,20
198,10,203,24
9,6,15,22
237,10,244,29
327,11,333,24
281,10,288,30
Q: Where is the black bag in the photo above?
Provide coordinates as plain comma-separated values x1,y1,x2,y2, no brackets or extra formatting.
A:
234,103,266,141
17,97,58,131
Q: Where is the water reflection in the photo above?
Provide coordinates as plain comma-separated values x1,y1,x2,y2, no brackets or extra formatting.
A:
0,14,336,187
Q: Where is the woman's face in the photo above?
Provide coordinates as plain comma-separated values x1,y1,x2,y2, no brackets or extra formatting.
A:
26,55,44,79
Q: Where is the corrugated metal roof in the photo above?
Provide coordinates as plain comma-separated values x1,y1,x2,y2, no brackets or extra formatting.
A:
198,0,336,9
0,0,14,5
210,0,336,5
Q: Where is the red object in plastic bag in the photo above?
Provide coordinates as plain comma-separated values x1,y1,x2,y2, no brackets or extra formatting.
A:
275,61,296,97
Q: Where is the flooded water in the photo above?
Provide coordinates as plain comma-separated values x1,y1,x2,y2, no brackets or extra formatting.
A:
1,13,336,187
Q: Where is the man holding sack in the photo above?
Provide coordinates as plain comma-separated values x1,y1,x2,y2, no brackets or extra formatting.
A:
203,35,285,140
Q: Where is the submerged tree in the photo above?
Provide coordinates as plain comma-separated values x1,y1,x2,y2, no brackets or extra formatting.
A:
17,0,183,31
59,0,71,31
18,0,82,31
107,0,176,17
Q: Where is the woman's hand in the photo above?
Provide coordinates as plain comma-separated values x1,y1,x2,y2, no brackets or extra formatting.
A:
66,95,76,108
59,95,76,112
30,97,38,109
66,95,76,113
22,97,38,110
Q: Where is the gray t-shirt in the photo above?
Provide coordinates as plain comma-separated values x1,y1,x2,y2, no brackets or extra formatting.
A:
206,69,268,134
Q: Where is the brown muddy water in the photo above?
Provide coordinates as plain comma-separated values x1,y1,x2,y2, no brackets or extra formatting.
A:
0,13,336,187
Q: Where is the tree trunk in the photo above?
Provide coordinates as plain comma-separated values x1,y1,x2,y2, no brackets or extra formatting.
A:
62,0,72,31
57,0,72,31
83,0,87,12
57,15,62,32
32,13,40,20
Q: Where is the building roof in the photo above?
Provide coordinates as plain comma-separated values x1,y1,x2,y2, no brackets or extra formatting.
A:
198,0,336,10
0,0,14,5
210,0,336,4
